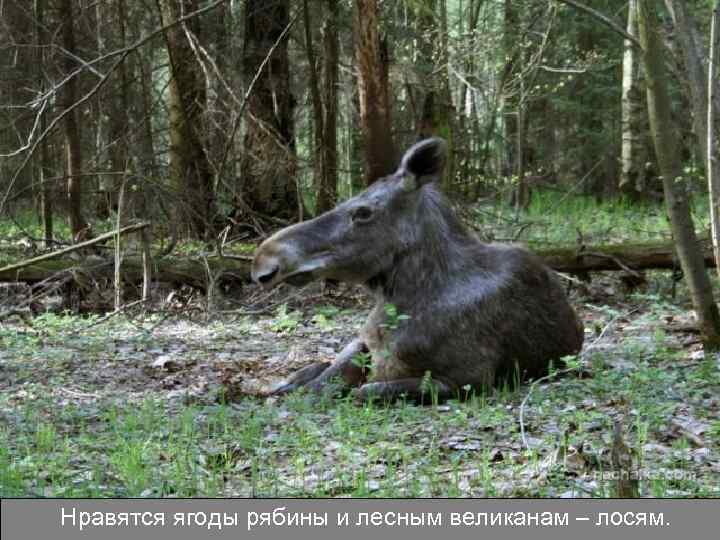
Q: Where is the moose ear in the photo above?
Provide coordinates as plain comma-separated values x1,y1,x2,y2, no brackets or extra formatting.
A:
399,137,447,189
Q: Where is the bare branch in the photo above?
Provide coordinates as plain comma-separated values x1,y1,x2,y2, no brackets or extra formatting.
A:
555,0,642,48
0,0,232,216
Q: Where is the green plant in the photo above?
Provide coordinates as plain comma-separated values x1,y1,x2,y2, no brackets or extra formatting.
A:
270,304,302,333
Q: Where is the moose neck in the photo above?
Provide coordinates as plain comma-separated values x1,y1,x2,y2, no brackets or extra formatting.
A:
374,185,477,307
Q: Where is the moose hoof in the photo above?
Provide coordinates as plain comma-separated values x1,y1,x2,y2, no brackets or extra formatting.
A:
352,383,383,404
268,381,299,396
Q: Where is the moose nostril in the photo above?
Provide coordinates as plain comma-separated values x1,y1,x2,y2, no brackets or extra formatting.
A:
257,266,279,284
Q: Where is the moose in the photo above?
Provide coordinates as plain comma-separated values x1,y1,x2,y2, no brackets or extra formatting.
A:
252,138,584,402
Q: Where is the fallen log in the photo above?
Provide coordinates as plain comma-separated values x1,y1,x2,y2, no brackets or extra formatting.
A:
0,240,713,288
0,254,251,290
0,222,149,275
537,240,714,273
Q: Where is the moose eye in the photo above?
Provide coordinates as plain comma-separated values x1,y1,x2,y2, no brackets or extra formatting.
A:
352,206,373,223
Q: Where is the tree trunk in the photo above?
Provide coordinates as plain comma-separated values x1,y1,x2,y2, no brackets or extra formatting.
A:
138,48,158,178
414,0,455,193
355,0,396,185
303,1,323,173
503,0,519,182
619,0,648,196
60,0,90,242
35,0,53,248
158,0,216,239
302,0,334,215
349,24,365,195
638,0,720,349
99,0,131,220
239,0,298,219
502,0,530,210
318,0,339,213
709,0,720,278
665,0,710,173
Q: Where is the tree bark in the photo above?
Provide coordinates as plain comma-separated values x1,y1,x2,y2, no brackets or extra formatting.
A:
348,22,365,196
99,0,131,220
503,0,519,182
60,0,90,242
158,0,216,239
638,0,720,349
414,0,455,193
355,0,396,185
665,0,710,173
302,0,336,215
709,0,720,279
317,0,339,213
239,0,298,219
35,0,53,248
619,0,648,196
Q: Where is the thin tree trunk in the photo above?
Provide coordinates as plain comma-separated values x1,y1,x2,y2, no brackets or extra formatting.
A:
638,0,720,349
138,49,158,177
35,0,53,248
665,0,710,173
319,0,339,212
438,0,455,192
349,26,364,195
458,0,483,191
709,0,720,278
355,0,396,185
101,0,131,219
302,0,326,215
60,0,90,242
620,0,647,196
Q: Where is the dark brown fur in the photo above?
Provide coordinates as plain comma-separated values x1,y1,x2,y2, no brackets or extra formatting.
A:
252,138,584,402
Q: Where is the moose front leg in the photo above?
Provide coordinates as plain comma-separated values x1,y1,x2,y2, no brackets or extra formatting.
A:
270,338,368,396
354,377,453,404
269,361,332,395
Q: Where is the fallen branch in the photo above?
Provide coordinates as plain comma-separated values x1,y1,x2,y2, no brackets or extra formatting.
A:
536,240,716,272
0,253,250,290
0,222,149,276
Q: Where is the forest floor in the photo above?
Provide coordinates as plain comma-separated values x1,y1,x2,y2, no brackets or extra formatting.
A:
1,272,719,497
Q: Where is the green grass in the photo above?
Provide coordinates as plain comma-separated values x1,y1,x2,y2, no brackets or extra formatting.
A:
470,190,711,247
1,298,719,498
1,189,712,265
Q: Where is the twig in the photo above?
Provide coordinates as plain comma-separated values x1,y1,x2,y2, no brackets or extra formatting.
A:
114,177,128,311
580,250,642,277
140,227,152,304
76,299,147,333
59,387,100,399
